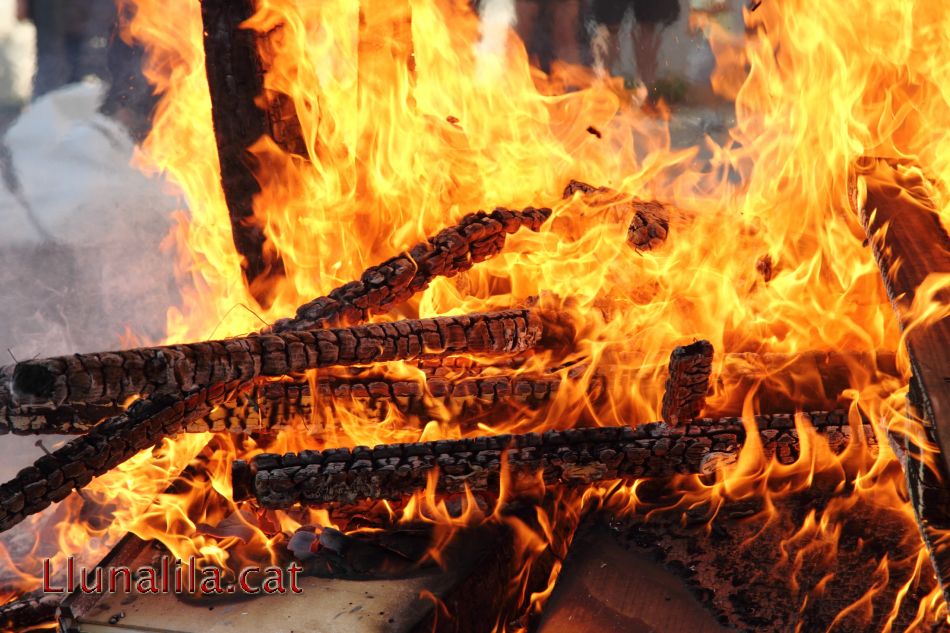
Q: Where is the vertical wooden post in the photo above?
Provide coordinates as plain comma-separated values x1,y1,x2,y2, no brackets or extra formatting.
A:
200,0,293,308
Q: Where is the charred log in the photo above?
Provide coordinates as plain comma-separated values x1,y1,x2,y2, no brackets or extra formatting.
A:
0,382,244,532
661,340,714,425
186,368,604,433
200,0,290,306
232,410,875,508
269,206,551,332
11,309,545,407
0,592,61,630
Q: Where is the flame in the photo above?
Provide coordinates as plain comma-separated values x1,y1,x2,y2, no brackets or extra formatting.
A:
2,0,950,629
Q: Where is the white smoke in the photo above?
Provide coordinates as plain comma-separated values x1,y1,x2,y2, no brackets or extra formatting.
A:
475,0,516,81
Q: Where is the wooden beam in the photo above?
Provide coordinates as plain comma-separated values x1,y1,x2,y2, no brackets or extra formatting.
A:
850,157,950,471
851,156,950,608
201,0,287,307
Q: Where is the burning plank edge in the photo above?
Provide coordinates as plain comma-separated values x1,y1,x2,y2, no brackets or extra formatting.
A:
270,205,552,333
850,156,950,609
1,348,899,435
231,410,876,508
9,308,547,409
0,384,242,533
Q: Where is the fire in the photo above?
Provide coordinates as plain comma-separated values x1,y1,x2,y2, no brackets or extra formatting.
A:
2,0,950,629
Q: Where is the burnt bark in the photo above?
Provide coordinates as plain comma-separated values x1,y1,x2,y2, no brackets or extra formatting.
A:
661,340,714,425
186,368,605,433
11,309,545,407
0,593,61,630
233,410,875,508
201,0,287,306
0,382,243,532
269,206,551,332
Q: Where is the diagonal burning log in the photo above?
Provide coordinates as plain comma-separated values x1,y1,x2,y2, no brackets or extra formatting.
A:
0,384,242,532
269,206,551,332
232,411,876,508
661,340,714,425
562,180,671,251
10,309,545,408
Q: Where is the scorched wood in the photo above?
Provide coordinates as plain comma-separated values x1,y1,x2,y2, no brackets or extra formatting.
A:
661,339,714,424
231,410,876,508
0,382,243,532
201,0,292,305
185,368,604,433
0,592,61,630
268,206,552,332
10,309,545,407
851,158,950,473
562,179,671,251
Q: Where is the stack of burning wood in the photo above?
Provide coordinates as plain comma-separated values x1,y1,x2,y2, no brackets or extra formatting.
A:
0,181,889,536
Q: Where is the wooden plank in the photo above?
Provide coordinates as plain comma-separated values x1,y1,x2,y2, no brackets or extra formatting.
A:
850,157,950,472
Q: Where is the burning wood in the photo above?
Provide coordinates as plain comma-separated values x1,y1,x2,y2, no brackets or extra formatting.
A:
0,384,243,532
232,411,876,508
9,309,545,408
661,340,714,425
269,206,551,332
1,348,897,435
0,592,61,630
561,180,671,251
852,157,950,608
186,369,600,433
201,0,296,305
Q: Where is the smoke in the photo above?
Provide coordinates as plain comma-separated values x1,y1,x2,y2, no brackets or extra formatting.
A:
0,80,181,478
475,0,515,80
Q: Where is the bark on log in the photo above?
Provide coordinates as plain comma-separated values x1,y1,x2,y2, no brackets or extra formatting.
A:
232,410,876,507
661,340,714,425
0,593,61,630
3,349,897,435
0,382,244,533
11,309,545,408
562,180,670,251
201,0,290,306
185,368,604,433
269,206,552,332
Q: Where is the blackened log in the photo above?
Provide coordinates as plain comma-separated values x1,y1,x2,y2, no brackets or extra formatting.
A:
850,158,950,473
232,410,876,507
661,340,714,425
0,592,61,630
0,382,243,533
269,206,552,332
11,309,545,407
186,368,605,433
201,0,287,306
562,180,670,251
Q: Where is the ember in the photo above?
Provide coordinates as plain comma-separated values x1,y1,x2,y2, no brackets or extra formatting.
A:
0,0,949,632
